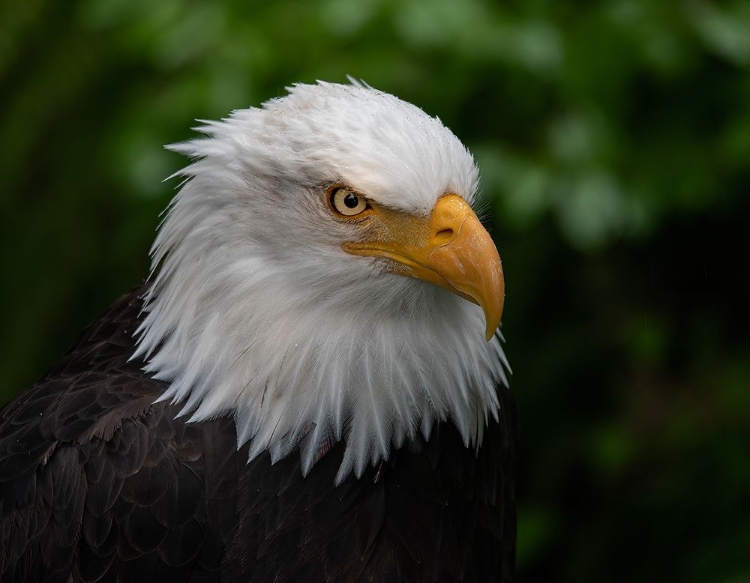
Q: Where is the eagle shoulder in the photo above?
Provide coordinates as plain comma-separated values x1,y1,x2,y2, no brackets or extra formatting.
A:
0,288,238,582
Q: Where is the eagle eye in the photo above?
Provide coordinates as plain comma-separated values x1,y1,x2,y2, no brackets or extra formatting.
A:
329,186,368,217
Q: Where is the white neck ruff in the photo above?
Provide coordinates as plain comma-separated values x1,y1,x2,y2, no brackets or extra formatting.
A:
135,229,509,482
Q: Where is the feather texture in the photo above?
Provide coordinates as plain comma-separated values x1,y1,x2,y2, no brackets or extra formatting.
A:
0,288,517,582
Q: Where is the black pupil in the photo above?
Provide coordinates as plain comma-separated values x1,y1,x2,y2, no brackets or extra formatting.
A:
343,192,359,209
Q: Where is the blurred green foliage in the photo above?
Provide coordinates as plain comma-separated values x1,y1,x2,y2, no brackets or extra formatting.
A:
1,0,749,581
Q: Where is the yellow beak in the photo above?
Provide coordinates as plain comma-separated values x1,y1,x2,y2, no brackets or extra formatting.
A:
343,194,504,341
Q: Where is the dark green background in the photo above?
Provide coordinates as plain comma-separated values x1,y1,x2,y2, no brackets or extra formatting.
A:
1,1,749,580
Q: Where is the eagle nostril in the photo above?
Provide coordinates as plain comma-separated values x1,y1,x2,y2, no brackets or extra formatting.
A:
434,228,455,244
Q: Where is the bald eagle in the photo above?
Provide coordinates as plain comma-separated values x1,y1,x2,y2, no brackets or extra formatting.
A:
0,81,516,582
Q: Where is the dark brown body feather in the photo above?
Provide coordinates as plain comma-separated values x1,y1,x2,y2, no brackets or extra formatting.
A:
0,288,517,582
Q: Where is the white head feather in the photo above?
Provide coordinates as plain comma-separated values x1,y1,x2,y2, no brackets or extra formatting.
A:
134,81,509,482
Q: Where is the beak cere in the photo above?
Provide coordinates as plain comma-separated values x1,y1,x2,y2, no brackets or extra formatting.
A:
342,194,505,341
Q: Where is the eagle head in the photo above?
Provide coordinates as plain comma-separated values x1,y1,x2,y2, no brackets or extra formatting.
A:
135,81,509,482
